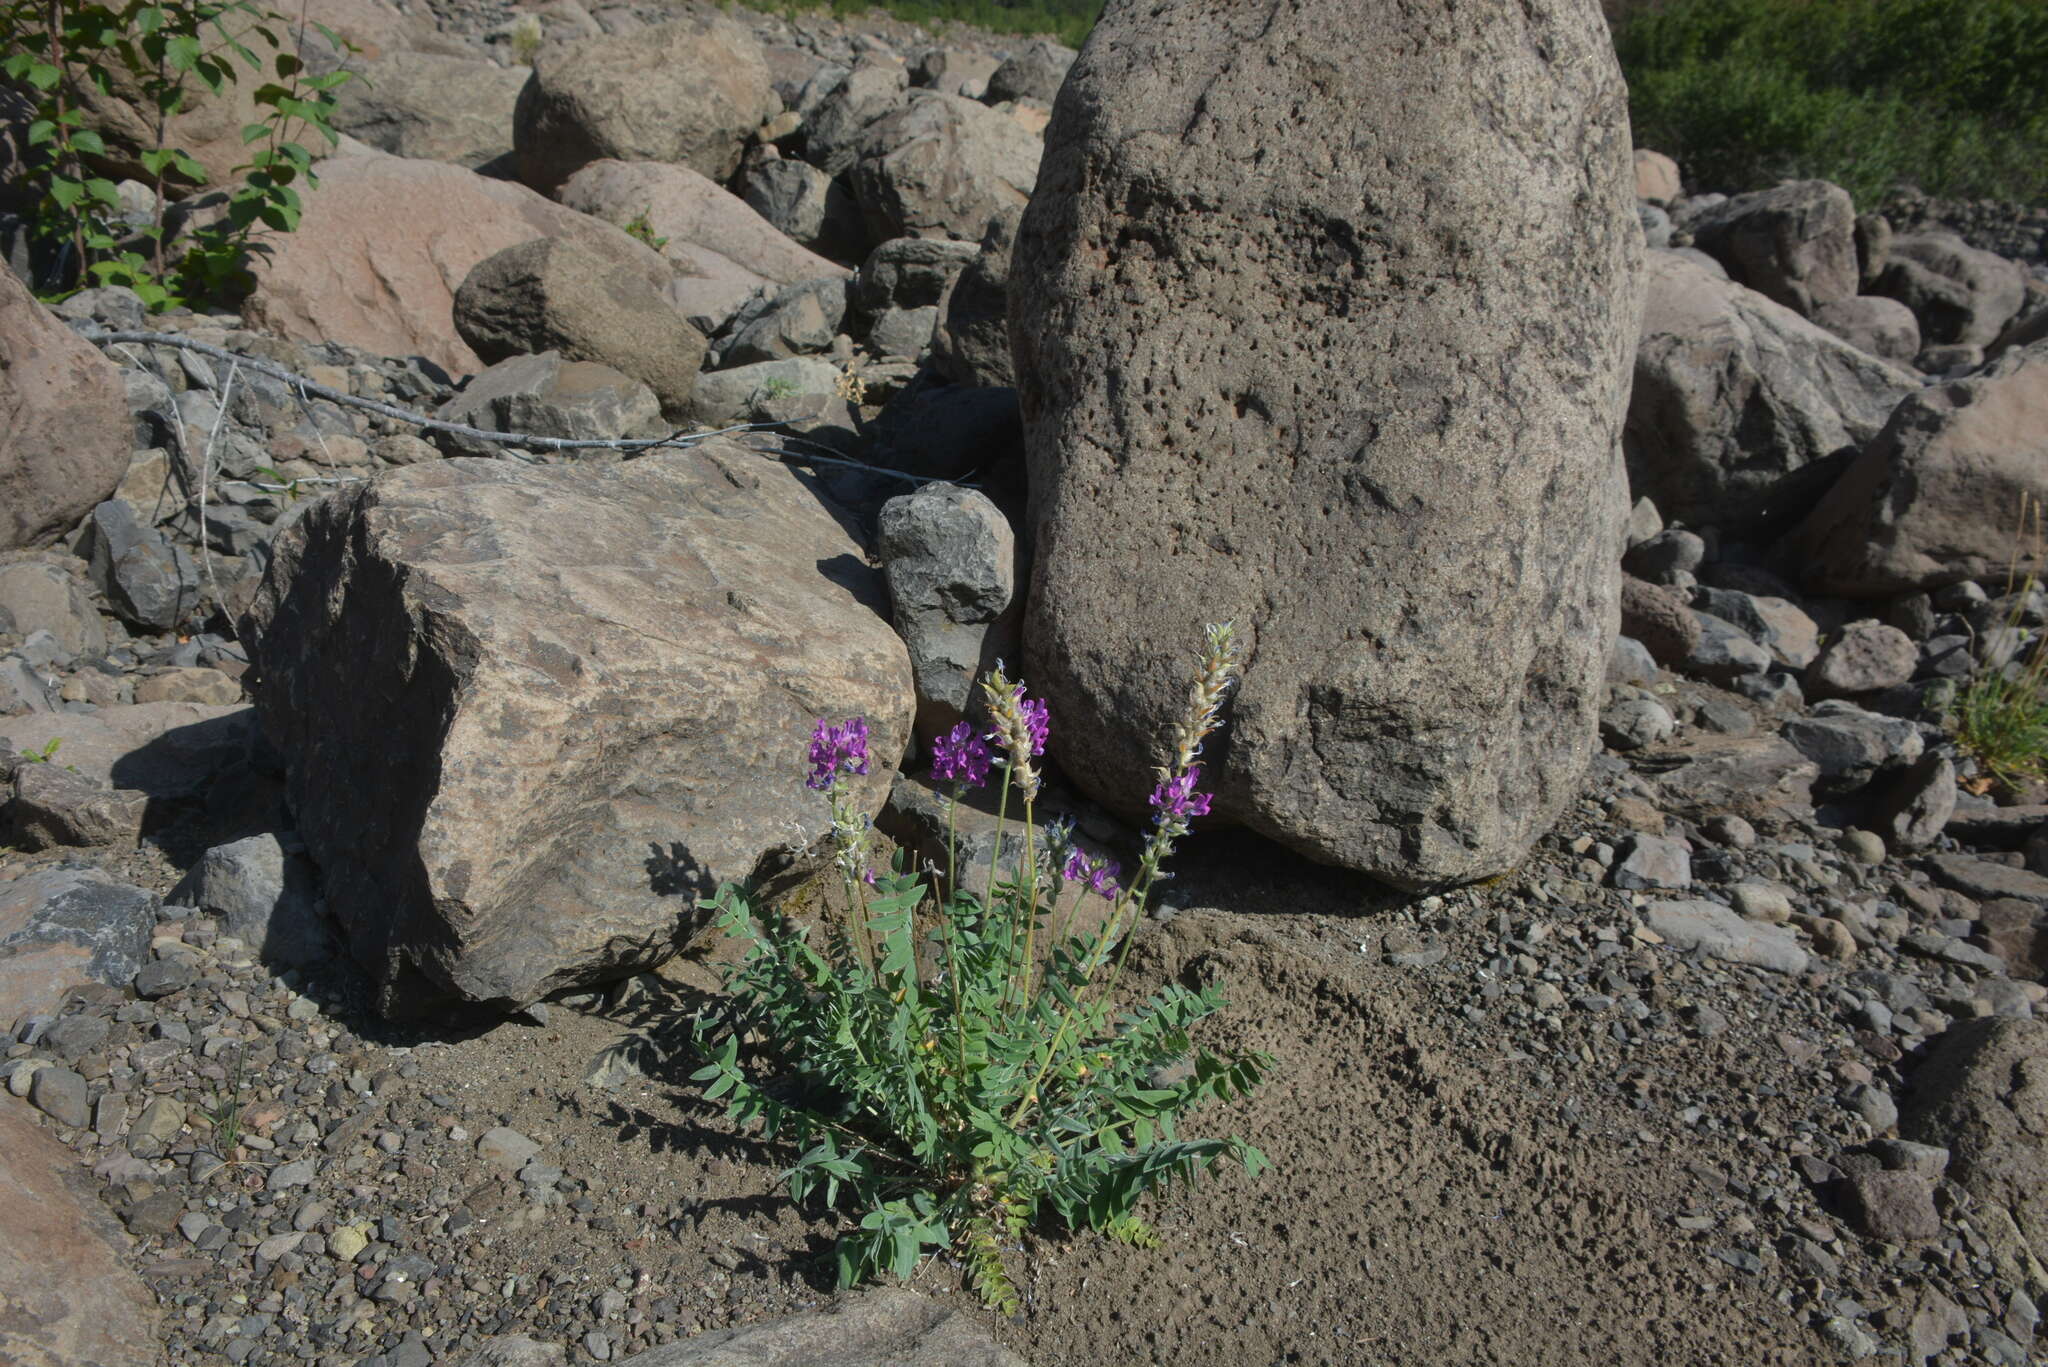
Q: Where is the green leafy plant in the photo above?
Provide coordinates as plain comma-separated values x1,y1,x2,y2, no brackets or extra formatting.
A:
1950,501,2048,793
622,206,668,253
18,737,62,763
1,0,354,308
691,624,1270,1308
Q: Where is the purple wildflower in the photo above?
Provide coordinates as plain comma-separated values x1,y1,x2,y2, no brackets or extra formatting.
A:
1061,846,1121,899
1018,695,1050,756
806,716,871,791
931,721,993,787
1062,846,1092,883
1149,766,1212,822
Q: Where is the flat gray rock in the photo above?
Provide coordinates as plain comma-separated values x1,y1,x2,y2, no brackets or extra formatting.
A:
607,1290,1026,1366
1645,899,1810,973
1925,854,2048,903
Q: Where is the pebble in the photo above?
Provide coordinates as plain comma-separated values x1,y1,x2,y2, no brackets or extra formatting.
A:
477,1126,543,1172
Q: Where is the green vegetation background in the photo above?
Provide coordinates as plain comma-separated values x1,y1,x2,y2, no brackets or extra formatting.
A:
737,0,2047,207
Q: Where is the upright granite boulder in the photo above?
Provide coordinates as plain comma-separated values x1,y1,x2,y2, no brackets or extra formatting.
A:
1012,0,1642,890
242,446,913,1015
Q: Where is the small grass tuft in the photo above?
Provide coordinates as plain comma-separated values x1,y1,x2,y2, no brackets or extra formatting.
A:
1949,499,2048,794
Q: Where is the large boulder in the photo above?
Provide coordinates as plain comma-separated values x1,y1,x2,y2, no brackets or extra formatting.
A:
1011,0,1641,890
0,556,106,658
557,159,848,335
329,52,529,168
1900,1017,2048,1262
0,868,157,1023
0,1109,161,1367
1812,295,1920,365
985,39,1077,105
433,352,665,458
932,210,1019,388
1625,250,1918,532
800,58,912,179
453,236,707,418
739,154,869,263
511,16,778,194
243,153,664,378
1874,231,2028,348
850,91,1040,245
0,271,129,552
1793,341,2048,597
1684,179,1859,317
241,446,913,1016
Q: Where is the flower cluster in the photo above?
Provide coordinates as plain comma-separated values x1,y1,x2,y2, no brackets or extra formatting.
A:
807,717,871,791
1061,846,1121,899
980,666,1048,802
1149,766,1213,823
931,721,993,787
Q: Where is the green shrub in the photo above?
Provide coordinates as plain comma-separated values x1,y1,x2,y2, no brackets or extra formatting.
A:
0,0,352,309
690,627,1269,1307
1612,0,2048,205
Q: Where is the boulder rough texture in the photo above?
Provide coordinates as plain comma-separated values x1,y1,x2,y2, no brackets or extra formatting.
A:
985,39,1076,105
165,834,331,969
0,1108,161,1367
243,154,663,378
0,270,130,552
329,52,528,167
0,868,158,1023
557,159,848,335
0,700,252,800
878,482,1021,740
1900,1017,2048,1262
453,236,706,418
1813,296,1921,365
1011,0,1641,890
511,16,778,194
1626,250,1918,532
852,91,1040,245
1875,231,2028,348
1793,341,2048,598
434,352,665,459
1686,180,1859,317
242,446,913,1015
932,210,1018,388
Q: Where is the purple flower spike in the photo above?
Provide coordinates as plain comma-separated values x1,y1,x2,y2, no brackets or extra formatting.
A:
1061,846,1092,883
1018,694,1050,756
1149,767,1212,822
806,716,871,790
1087,859,1121,899
931,721,993,787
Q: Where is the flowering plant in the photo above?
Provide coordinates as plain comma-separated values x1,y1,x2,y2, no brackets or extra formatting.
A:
689,624,1270,1310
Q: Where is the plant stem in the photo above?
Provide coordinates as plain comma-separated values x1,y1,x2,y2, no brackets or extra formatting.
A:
943,787,967,1083
43,0,83,285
